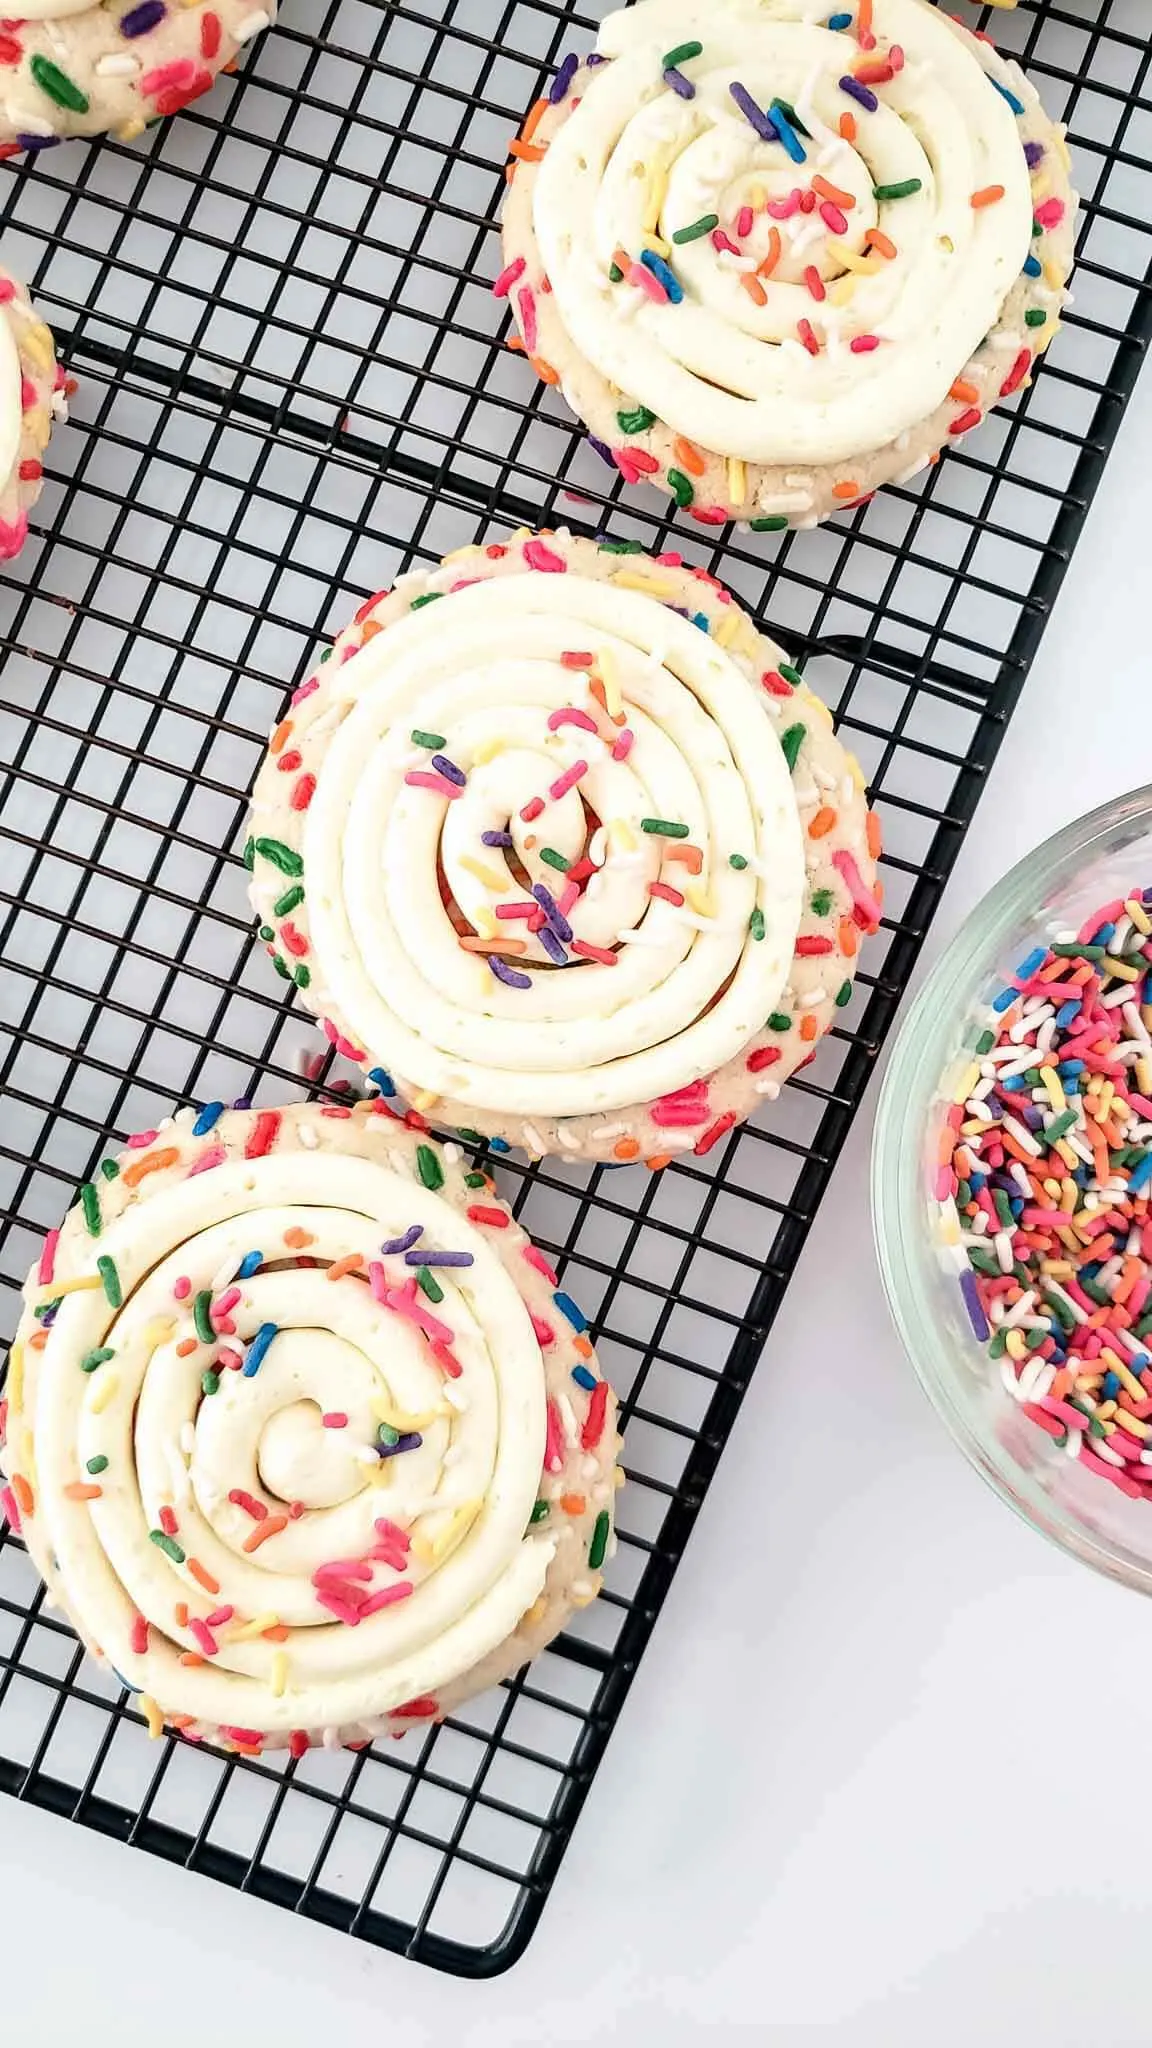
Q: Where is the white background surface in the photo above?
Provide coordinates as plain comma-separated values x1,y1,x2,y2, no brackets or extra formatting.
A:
5,341,1152,2048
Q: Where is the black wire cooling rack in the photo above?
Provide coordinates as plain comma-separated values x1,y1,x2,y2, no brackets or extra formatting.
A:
0,0,1148,1981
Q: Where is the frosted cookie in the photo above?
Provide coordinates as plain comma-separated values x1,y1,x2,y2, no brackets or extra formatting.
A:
0,1101,620,1755
247,529,882,1166
498,0,1076,530
0,2,276,152
0,264,63,558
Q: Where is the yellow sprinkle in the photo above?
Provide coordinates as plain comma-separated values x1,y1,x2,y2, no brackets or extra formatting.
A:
1097,1399,1117,1420
21,321,54,374
1056,128,1072,171
425,1498,482,1564
1040,1258,1074,1277
713,609,741,650
1105,956,1141,984
143,1317,176,1349
801,688,833,728
1054,1140,1078,1171
224,1612,281,1642
7,1341,24,1416
473,906,497,939
411,1091,439,1113
608,817,637,853
36,1272,103,1305
25,407,50,452
1125,898,1152,935
643,233,671,258
1114,1408,1151,1442
747,184,765,209
725,457,746,507
139,1694,164,1740
87,1372,119,1416
270,1651,289,1698
442,544,482,563
114,117,146,143
1137,1055,1152,1098
611,572,677,599
685,881,713,918
522,1595,549,1630
825,242,882,277
598,645,622,720
572,1576,601,1608
938,1211,960,1248
613,1465,625,1488
459,854,507,893
372,1396,444,1433
951,1062,980,1108
472,736,505,765
409,1535,433,1563
1039,1065,1065,1114
643,171,667,233
1030,175,1052,202
959,1119,986,1140
1005,1331,1028,1361
827,277,857,309
1075,1374,1103,1392
848,755,866,791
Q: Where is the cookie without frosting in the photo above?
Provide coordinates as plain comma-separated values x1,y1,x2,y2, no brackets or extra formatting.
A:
247,529,882,1166
0,263,64,559
0,1102,619,1755
498,0,1075,530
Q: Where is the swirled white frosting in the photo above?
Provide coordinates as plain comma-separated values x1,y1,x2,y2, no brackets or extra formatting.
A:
531,0,1035,466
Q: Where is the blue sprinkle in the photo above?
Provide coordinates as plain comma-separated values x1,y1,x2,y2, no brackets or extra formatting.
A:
1102,1370,1121,1400
992,78,1025,117
991,986,1017,1013
1129,1154,1152,1197
242,1322,278,1377
1059,1060,1086,1076
368,1066,396,1097
553,1290,587,1333
1023,254,1042,278
571,1365,597,1391
193,1101,224,1136
692,610,710,632
768,100,806,162
1093,922,1116,946
663,65,694,100
728,80,777,143
1055,1000,1081,1029
381,1223,423,1256
1014,946,1047,979
639,249,683,303
489,1136,511,1154
549,50,578,103
959,1270,989,1343
828,10,852,25
481,830,513,848
237,1251,263,1279
431,753,467,787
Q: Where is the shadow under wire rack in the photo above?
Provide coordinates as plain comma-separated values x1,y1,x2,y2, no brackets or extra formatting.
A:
0,0,1147,1980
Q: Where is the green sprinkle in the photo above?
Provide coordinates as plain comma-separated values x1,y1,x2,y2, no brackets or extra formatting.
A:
749,909,765,941
258,924,275,943
777,662,804,688
780,723,805,772
411,592,442,609
767,1012,791,1033
85,1455,109,1476
956,1179,972,1210
201,1369,220,1397
1025,308,1047,328
988,1328,1008,1359
672,213,718,244
30,54,89,114
810,888,833,917
416,1143,444,1191
80,1347,114,1374
771,95,810,136
254,836,303,878
294,964,311,989
273,884,305,917
1026,1328,1048,1352
97,1256,122,1308
597,538,644,554
80,1182,102,1237
271,953,292,981
243,836,255,871
529,1499,551,1525
319,645,333,663
993,1189,1015,1230
729,853,748,871
539,847,571,873
835,980,853,1007
667,467,694,507
1088,1417,1108,1440
464,1171,487,1188
749,515,789,532
968,1248,999,1277
100,1159,119,1182
1080,1276,1111,1307
378,1424,399,1448
1042,1109,1078,1144
193,1290,215,1345
416,1265,444,1304
1051,942,1105,960
149,1529,186,1564
588,1509,610,1570
872,178,923,202
641,817,689,838
34,1300,59,1322
617,405,656,434
456,1128,483,1146
662,39,702,66
974,1028,996,1056
410,729,446,750
608,262,624,283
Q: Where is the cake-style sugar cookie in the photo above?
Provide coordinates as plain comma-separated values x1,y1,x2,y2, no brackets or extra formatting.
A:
0,264,64,560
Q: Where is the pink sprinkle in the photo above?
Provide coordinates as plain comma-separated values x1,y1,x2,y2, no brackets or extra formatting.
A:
492,254,526,298
217,1346,243,1372
522,539,567,574
313,1560,373,1584
548,759,588,801
933,1165,953,1201
496,900,538,921
358,1581,415,1617
612,729,635,761
545,1397,565,1474
735,205,753,237
531,1311,556,1347
523,1243,559,1285
130,1615,149,1656
205,1606,234,1628
1078,1447,1143,1498
614,450,641,486
405,771,462,800
690,507,728,525
710,229,741,256
850,335,880,353
374,1517,411,1554
520,796,546,822
38,1227,60,1287
1039,1395,1092,1432
430,1341,463,1379
322,1412,349,1429
832,848,882,929
557,882,580,917
188,1618,219,1658
159,1505,179,1537
1034,197,1065,229
619,443,660,475
126,1128,159,1150
628,260,668,303
316,1590,362,1626
766,188,801,220
140,56,196,96
517,284,538,355
800,189,816,214
804,265,826,302
819,202,848,235
291,676,320,706
188,1146,227,1177
0,278,14,305
219,1726,264,1747
322,1019,366,1061
0,1485,19,1535
548,707,598,734
213,1286,241,1318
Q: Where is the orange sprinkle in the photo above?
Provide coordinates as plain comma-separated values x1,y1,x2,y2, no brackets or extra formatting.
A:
971,184,1005,209
1114,1257,1144,1305
326,1254,364,1283
839,112,857,142
175,1338,197,1358
507,139,546,164
63,1481,102,1501
740,271,767,307
179,1653,205,1668
187,1557,221,1596
949,378,979,405
664,841,704,873
243,1513,288,1554
11,1474,34,1515
263,1624,291,1643
174,1601,189,1628
506,334,525,353
121,1145,180,1189
560,1494,587,1515
614,1137,641,1160
799,1014,819,1043
573,1335,595,1360
838,917,859,957
863,229,896,260
813,175,854,209
521,97,549,144
530,355,560,386
833,481,860,501
167,1714,195,1730
360,619,383,643
866,812,882,859
269,717,293,756
758,225,782,279
646,1153,673,1172
282,1226,315,1249
28,1329,49,1351
673,436,707,478
859,0,873,30
460,936,529,955
808,807,837,839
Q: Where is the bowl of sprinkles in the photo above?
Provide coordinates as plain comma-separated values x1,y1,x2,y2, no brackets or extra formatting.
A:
873,786,1152,1590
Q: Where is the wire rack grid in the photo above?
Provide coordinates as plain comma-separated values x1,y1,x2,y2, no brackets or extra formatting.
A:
0,0,1147,1980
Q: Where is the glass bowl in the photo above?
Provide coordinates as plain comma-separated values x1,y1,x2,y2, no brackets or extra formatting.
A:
872,783,1152,1594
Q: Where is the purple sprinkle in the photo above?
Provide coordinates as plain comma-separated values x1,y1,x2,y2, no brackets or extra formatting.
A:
403,1248,476,1267
378,1432,423,1459
538,926,569,967
431,753,466,787
232,1094,252,1111
531,883,573,943
549,51,579,102
728,81,777,142
587,434,616,468
1024,140,1045,167
586,52,606,66
120,0,166,32
481,829,514,847
959,1270,990,1343
490,956,532,990
663,65,694,99
17,134,60,150
839,75,878,112
380,1223,424,1256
